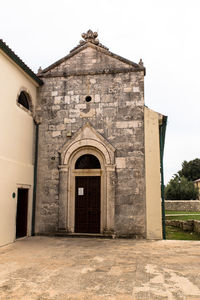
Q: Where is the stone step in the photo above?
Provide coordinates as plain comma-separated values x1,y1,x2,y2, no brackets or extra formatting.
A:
54,232,113,239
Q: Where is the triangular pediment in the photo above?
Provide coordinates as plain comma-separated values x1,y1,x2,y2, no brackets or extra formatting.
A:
38,30,145,76
59,123,115,165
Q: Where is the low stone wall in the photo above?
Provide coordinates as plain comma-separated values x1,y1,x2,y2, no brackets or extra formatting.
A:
166,220,200,234
165,200,200,212
194,220,200,233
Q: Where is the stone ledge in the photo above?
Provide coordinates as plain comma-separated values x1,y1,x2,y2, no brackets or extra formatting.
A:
35,232,114,239
34,232,146,239
39,67,143,78
166,220,200,234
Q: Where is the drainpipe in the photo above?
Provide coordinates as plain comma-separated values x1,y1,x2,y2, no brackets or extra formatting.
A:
31,116,41,236
159,115,168,239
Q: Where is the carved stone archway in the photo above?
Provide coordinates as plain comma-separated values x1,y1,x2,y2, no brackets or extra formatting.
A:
58,123,116,234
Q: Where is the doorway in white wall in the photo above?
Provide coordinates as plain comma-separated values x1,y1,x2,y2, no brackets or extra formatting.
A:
16,188,28,238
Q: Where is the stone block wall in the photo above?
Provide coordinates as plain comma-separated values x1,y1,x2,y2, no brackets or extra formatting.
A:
166,219,200,234
194,220,200,234
35,46,146,237
165,200,200,212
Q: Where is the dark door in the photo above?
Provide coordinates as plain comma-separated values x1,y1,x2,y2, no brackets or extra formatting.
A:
16,188,28,238
75,176,100,233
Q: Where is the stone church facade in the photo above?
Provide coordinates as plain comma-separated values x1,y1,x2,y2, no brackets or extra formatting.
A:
35,30,166,239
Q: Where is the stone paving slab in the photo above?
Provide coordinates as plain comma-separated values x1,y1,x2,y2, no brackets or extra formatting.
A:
0,237,200,300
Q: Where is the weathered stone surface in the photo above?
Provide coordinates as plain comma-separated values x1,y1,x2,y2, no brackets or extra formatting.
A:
2,237,200,299
35,34,146,237
165,200,200,212
182,220,194,231
165,219,196,232
194,220,200,233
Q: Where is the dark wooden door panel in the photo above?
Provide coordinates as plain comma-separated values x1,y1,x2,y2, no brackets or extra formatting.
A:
16,188,28,238
75,176,100,233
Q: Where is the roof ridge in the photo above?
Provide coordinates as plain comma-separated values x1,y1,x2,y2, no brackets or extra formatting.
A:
38,30,145,75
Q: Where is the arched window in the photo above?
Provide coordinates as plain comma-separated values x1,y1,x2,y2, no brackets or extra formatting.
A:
75,154,101,169
17,91,30,110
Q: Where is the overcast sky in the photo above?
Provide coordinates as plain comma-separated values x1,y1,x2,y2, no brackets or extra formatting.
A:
1,0,199,183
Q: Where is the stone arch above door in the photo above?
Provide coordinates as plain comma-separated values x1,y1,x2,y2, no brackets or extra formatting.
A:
58,123,116,235
59,122,115,165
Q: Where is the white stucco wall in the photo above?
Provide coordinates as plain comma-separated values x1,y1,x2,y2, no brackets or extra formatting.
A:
0,49,38,246
144,107,162,239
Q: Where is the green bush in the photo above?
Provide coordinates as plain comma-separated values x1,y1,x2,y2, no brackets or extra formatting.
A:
165,176,198,200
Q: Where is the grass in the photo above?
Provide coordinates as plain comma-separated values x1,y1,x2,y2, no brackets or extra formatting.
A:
165,210,200,240
166,215,200,221
166,210,200,215
165,210,200,221
166,226,200,240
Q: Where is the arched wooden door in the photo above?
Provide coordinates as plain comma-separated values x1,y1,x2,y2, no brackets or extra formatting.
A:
74,154,101,233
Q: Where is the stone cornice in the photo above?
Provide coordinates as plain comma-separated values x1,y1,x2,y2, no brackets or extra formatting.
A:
39,67,145,78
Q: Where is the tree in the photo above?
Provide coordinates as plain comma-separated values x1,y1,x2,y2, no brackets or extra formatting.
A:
165,176,198,200
178,158,200,181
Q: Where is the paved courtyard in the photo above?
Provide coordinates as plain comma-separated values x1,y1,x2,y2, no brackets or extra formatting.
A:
0,237,200,300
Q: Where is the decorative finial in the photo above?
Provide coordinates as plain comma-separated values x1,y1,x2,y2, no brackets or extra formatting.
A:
70,29,109,53
82,29,98,43
38,66,42,74
138,59,144,67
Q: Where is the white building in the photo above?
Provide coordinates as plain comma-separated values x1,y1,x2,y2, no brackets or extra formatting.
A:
0,39,42,246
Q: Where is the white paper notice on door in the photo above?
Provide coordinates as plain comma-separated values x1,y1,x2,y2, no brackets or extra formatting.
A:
78,187,84,196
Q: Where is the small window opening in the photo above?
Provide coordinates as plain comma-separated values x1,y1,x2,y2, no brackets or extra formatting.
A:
18,91,30,110
85,96,92,102
75,154,101,169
